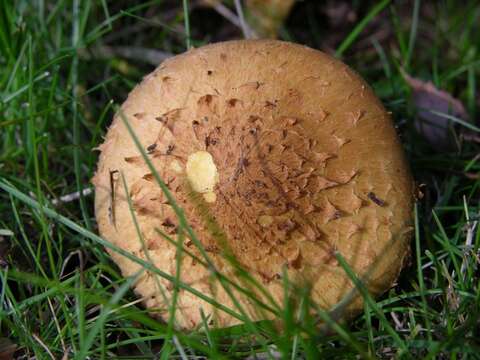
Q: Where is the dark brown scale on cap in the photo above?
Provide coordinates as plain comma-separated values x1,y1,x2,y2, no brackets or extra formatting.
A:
93,40,414,330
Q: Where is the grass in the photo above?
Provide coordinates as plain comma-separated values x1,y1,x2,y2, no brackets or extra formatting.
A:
1,0,480,358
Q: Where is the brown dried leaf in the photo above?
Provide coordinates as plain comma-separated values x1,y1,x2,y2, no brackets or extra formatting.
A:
0,338,17,360
246,0,295,38
404,72,468,150
324,1,357,27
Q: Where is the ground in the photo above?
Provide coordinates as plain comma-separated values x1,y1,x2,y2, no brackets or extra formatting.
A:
0,0,479,358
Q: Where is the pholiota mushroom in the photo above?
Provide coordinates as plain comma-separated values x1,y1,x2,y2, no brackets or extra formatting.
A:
93,40,414,329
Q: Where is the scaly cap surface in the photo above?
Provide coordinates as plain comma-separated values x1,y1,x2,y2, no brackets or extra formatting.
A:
93,40,414,329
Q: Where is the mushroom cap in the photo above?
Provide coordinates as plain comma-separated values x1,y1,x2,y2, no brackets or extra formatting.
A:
93,40,414,330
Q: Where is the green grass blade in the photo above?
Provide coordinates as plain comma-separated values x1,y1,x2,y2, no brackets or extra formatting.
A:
335,0,391,57
0,179,246,323
335,253,408,354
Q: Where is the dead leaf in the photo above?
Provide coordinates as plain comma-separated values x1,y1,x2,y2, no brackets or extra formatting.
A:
403,72,468,151
0,338,17,360
246,0,295,38
324,1,357,27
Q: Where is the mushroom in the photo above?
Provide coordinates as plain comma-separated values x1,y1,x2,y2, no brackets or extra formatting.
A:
92,40,414,329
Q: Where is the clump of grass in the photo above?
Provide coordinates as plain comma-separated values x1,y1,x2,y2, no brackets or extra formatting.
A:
1,1,479,358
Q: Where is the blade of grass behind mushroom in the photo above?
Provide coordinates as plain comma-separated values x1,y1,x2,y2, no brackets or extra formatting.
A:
414,203,433,342
182,0,192,49
71,0,92,232
24,36,59,283
335,0,391,57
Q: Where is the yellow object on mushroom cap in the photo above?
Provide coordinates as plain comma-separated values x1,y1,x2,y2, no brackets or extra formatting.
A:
92,40,414,330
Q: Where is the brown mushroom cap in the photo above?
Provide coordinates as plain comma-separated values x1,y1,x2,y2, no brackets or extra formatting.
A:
93,40,414,330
